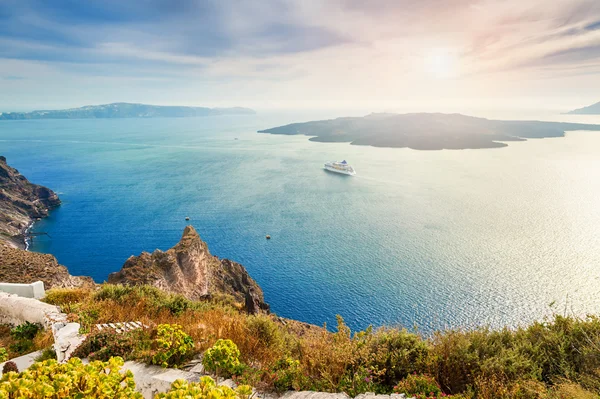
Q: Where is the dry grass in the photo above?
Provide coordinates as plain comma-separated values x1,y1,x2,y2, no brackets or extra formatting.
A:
40,285,600,398
0,323,54,359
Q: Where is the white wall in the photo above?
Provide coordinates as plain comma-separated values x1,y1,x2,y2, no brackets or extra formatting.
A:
0,281,45,299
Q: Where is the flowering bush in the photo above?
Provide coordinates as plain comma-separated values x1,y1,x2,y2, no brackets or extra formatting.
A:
0,357,142,398
203,339,242,380
338,366,381,397
393,374,443,398
152,324,195,368
156,376,253,399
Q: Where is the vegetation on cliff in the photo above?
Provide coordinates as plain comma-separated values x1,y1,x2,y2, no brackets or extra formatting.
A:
107,226,269,314
0,243,94,289
43,284,600,399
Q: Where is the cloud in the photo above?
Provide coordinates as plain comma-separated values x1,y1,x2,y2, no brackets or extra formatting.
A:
1,0,600,110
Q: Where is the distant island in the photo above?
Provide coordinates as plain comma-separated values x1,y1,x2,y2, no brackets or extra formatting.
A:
0,102,256,120
258,112,600,150
565,101,600,115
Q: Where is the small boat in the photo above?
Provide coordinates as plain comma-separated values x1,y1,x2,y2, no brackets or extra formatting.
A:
324,160,356,176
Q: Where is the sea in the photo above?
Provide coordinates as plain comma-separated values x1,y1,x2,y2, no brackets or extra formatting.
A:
2,110,600,333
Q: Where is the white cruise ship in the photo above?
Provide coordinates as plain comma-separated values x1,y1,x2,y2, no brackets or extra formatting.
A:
324,160,356,176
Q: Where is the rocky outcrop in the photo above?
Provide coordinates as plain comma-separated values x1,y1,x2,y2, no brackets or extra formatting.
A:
0,241,95,289
0,156,92,289
108,226,269,314
0,156,60,248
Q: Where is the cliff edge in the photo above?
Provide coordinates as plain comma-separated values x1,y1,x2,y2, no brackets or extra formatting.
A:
0,156,60,248
0,156,94,288
0,241,95,289
108,226,269,314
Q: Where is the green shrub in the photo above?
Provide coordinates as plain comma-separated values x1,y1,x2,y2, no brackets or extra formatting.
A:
9,339,33,355
394,374,442,398
72,328,151,362
0,357,142,398
93,284,211,315
93,284,134,302
152,324,195,368
34,347,56,362
43,288,91,306
203,339,242,380
0,348,7,362
156,376,253,399
246,315,284,351
337,365,380,397
164,295,191,316
365,328,431,388
10,322,41,341
269,357,302,393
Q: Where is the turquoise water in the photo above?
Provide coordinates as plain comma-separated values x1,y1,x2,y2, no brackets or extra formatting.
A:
2,114,600,332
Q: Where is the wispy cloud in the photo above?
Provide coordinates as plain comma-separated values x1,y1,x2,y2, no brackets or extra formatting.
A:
1,0,599,111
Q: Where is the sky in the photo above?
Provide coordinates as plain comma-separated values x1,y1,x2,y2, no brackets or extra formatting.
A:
1,0,600,115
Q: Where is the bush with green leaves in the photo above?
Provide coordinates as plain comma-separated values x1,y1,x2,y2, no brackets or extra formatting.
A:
10,322,41,341
157,376,253,399
152,324,195,368
0,348,7,363
34,347,57,363
0,357,142,398
270,357,303,392
72,328,152,362
203,339,242,380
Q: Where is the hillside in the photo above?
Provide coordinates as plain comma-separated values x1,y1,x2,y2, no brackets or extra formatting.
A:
566,101,600,115
0,156,60,248
0,242,94,289
0,103,256,120
258,112,600,150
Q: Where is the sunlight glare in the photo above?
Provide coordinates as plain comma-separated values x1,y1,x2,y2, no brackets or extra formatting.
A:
425,48,459,79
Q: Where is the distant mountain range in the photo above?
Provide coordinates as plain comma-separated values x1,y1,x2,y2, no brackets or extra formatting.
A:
259,112,600,150
565,101,600,115
0,102,256,120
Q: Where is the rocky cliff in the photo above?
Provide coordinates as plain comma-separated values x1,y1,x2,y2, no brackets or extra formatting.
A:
0,241,95,289
0,156,94,289
108,226,269,314
0,156,60,248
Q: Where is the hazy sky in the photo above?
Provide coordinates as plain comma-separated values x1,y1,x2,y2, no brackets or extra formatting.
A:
1,0,600,114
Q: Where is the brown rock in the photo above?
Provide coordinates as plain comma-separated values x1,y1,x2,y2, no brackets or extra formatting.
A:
108,226,269,313
0,241,95,289
0,156,61,248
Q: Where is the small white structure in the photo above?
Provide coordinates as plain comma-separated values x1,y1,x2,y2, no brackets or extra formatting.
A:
0,281,45,299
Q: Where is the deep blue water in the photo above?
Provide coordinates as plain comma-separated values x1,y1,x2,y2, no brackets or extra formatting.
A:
2,114,600,333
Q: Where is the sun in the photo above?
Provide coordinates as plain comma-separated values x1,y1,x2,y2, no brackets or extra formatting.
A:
425,48,459,79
